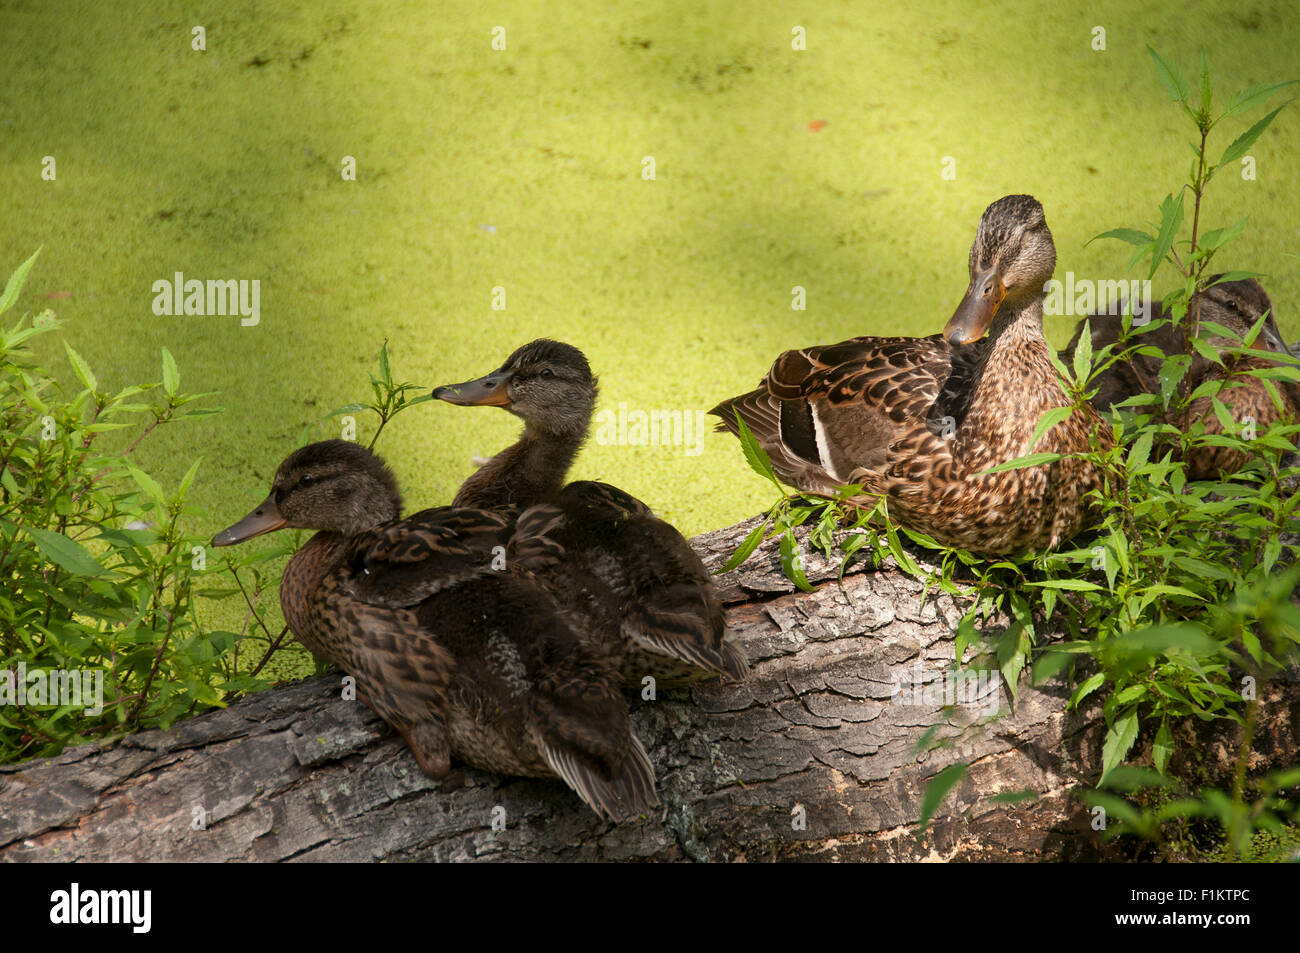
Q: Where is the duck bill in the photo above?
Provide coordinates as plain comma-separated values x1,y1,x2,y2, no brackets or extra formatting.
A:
211,493,286,546
944,268,1005,346
432,371,511,407
1259,316,1287,354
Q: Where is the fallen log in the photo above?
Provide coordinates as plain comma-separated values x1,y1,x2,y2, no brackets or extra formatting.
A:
1,518,1293,862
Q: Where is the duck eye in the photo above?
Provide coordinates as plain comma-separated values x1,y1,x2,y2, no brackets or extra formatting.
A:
540,368,554,379
299,474,314,486
1225,299,1239,312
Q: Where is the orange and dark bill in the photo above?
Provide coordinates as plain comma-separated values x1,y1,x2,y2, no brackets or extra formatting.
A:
432,371,511,407
211,493,286,546
944,266,1005,346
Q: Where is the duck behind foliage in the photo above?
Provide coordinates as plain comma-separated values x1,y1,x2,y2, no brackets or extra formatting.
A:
1064,277,1299,480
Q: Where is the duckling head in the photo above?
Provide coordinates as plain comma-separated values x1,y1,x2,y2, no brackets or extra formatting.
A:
1197,277,1285,353
432,338,597,438
212,440,402,546
945,194,1057,346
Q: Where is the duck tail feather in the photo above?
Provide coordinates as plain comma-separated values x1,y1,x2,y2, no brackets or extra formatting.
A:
622,599,747,681
536,733,659,823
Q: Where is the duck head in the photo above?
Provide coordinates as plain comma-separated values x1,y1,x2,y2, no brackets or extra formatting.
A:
945,194,1057,346
432,338,597,438
1198,276,1286,353
211,440,402,546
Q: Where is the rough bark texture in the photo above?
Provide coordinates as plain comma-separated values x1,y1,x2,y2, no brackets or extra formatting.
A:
1,519,1295,862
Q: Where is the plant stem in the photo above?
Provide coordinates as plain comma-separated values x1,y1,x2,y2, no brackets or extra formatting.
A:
247,625,292,680
1229,687,1260,861
127,594,180,724
1184,124,1210,353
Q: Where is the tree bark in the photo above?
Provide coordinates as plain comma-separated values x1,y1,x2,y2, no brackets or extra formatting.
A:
1,519,1294,862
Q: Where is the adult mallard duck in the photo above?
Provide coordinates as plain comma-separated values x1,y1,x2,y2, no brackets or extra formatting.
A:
711,194,1111,556
1064,277,1298,480
211,440,657,822
432,339,749,683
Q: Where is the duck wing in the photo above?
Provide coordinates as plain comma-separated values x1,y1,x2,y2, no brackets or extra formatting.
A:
711,334,982,493
342,603,458,779
507,480,649,571
421,572,658,820
533,727,657,823
343,531,658,814
511,481,748,681
525,631,659,821
342,506,511,607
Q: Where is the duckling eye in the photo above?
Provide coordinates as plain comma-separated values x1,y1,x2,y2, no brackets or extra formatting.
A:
1225,299,1239,312
298,474,314,487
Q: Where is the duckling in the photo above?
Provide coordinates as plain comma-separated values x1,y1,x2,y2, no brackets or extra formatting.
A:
1064,277,1298,479
432,340,749,684
712,195,1111,556
211,440,657,822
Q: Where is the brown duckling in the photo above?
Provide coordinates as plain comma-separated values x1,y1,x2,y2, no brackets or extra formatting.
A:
211,440,657,822
432,340,749,684
1064,277,1298,479
712,194,1111,556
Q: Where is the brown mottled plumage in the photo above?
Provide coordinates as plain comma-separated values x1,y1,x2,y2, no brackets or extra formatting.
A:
211,440,657,822
1064,278,1299,480
712,195,1112,556
432,340,749,684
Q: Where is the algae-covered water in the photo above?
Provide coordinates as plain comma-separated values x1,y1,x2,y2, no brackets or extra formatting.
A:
2,2,1297,570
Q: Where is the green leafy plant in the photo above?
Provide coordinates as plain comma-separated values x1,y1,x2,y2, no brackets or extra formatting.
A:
327,340,432,450
1082,765,1300,862
0,250,276,763
0,249,444,766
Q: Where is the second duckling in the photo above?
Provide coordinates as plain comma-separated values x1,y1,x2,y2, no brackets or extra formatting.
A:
433,340,750,685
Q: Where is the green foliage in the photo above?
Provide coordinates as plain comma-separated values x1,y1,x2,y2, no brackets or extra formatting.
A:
326,340,432,450
722,50,1299,859
1083,764,1300,862
1034,51,1299,818
0,250,281,764
917,762,968,836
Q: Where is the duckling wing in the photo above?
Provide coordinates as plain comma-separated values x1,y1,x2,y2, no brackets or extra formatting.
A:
511,482,749,681
558,480,653,518
343,507,510,607
346,605,457,779
711,334,971,492
524,640,658,821
506,481,647,569
507,502,570,568
425,571,658,820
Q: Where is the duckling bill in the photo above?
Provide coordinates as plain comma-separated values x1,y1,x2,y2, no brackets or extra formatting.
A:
212,439,657,822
